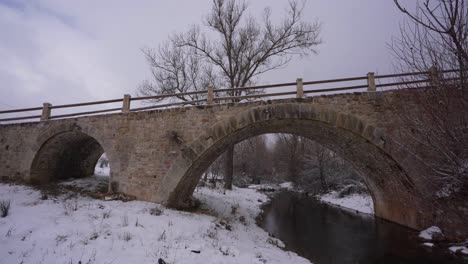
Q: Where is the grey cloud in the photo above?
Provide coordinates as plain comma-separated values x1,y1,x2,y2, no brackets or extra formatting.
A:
0,0,407,110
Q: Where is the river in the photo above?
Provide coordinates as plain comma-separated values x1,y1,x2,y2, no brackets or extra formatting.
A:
259,191,467,264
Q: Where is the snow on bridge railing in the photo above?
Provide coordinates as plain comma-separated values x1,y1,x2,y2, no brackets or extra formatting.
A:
0,68,461,123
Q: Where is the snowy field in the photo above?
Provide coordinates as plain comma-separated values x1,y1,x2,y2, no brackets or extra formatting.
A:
0,180,310,264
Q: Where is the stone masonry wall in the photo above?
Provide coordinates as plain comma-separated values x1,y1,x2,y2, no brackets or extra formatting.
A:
0,90,466,237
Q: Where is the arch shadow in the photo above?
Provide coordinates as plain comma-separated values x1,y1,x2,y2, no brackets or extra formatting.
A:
30,129,107,185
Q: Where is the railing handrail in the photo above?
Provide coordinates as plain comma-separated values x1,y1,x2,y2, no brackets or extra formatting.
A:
0,106,43,114
0,68,463,123
50,98,124,109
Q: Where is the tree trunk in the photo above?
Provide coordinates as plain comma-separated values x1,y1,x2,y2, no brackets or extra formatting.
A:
459,55,467,99
318,162,327,191
289,160,297,184
224,144,234,190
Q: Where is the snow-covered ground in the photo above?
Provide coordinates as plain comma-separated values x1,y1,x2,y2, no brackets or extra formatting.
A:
0,180,310,264
317,190,374,215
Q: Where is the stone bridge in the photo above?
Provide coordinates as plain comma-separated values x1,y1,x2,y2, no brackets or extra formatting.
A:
0,90,465,236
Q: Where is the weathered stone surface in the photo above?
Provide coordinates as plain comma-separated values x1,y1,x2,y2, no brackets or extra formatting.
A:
0,91,466,237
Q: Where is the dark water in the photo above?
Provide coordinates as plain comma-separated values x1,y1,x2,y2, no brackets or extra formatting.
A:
259,191,467,264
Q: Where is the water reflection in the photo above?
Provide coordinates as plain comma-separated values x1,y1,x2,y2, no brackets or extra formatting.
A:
260,191,466,264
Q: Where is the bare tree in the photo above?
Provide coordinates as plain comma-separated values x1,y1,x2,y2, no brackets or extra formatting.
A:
233,135,273,185
394,0,468,65
174,0,321,95
272,134,363,193
302,141,328,190
274,134,305,184
392,0,468,84
391,0,468,203
138,43,220,104
140,0,321,189
204,154,225,187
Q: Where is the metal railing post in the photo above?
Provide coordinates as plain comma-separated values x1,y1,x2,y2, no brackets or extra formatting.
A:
40,103,51,121
207,86,214,105
122,94,131,113
367,72,376,92
296,78,304,98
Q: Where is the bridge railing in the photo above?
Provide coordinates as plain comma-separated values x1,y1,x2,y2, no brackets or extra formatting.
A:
0,68,461,123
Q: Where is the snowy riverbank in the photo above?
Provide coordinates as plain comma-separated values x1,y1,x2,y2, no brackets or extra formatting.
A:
317,190,374,215
248,182,375,215
0,181,310,264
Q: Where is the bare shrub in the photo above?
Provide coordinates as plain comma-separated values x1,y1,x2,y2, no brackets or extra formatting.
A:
158,230,167,242
239,216,246,225
205,227,218,240
102,210,111,219
63,199,78,215
121,214,128,227
89,232,99,240
149,207,163,216
255,252,268,264
0,200,11,217
230,204,239,215
5,227,13,237
55,234,68,246
120,232,132,242
134,217,144,228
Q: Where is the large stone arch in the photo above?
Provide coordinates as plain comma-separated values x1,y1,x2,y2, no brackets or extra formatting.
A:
29,122,111,185
157,103,428,229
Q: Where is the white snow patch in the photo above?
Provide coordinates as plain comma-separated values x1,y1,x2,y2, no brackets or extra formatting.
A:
435,182,457,198
449,246,468,255
460,159,468,173
318,191,374,215
0,182,310,264
418,226,442,240
94,166,110,177
423,242,434,247
278,182,295,190
248,181,298,192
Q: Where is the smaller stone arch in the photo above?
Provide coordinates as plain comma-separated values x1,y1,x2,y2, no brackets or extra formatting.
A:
29,124,108,184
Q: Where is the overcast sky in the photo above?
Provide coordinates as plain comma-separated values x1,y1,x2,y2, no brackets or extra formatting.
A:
0,0,408,111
